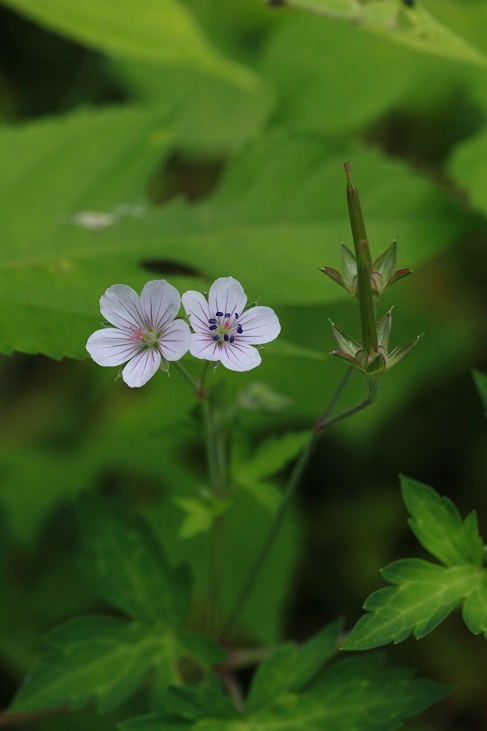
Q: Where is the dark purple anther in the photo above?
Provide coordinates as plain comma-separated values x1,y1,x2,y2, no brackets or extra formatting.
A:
212,334,220,341
225,313,230,318
208,318,217,324
209,325,217,331
230,335,235,343
216,311,223,317
224,334,229,341
234,313,239,319
237,325,243,334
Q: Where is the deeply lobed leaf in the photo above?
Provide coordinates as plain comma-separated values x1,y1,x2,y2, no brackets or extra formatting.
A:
10,616,174,713
400,476,484,567
345,479,487,650
79,496,190,625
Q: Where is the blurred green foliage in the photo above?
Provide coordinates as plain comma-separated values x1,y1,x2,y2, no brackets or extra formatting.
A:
0,0,487,729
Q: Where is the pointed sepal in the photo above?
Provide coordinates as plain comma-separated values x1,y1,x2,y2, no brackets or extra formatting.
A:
330,321,362,357
388,334,423,368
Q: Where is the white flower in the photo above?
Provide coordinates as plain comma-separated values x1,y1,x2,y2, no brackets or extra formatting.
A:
182,277,280,372
86,280,191,387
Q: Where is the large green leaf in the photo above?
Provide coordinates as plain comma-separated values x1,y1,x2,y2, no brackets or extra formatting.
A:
246,620,342,710
277,0,486,66
10,616,177,713
0,113,467,359
112,60,274,155
0,105,178,358
122,651,449,731
79,497,190,625
449,126,487,217
0,0,257,89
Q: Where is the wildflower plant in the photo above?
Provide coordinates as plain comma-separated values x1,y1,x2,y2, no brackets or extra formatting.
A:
9,162,485,731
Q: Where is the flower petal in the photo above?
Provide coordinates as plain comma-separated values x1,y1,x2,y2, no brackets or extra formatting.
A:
219,342,261,372
209,277,247,319
140,280,180,330
86,328,141,366
189,334,222,362
159,319,192,361
100,284,144,332
234,306,280,345
182,290,212,334
122,348,162,388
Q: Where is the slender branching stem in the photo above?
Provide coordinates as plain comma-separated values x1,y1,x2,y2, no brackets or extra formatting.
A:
174,361,201,395
221,368,378,640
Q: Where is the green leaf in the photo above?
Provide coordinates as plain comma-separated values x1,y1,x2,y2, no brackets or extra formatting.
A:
236,482,282,515
0,105,178,359
79,496,190,625
247,620,342,710
0,119,467,358
10,616,175,713
173,493,230,539
462,574,487,636
343,559,479,650
400,475,484,567
232,431,311,487
122,652,450,730
112,59,273,156
0,0,257,89
448,126,487,217
163,674,238,722
473,370,487,417
262,12,484,141
279,0,486,66
246,643,299,711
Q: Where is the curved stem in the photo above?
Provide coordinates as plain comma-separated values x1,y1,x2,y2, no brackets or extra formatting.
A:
174,361,200,394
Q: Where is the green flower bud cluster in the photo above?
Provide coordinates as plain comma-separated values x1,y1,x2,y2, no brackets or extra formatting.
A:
322,163,421,376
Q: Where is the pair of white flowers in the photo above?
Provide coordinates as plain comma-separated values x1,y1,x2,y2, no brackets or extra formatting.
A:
86,277,281,388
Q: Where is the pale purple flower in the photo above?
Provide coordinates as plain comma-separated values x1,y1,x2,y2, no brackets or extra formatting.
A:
182,277,280,372
86,280,191,387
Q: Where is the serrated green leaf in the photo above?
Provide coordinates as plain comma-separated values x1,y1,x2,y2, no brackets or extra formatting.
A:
0,0,257,89
247,620,342,710
122,652,450,731
0,105,178,359
164,674,238,722
343,559,479,650
9,616,175,714
290,619,343,690
281,0,486,66
400,476,484,567
246,643,298,711
79,496,190,625
473,370,487,417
